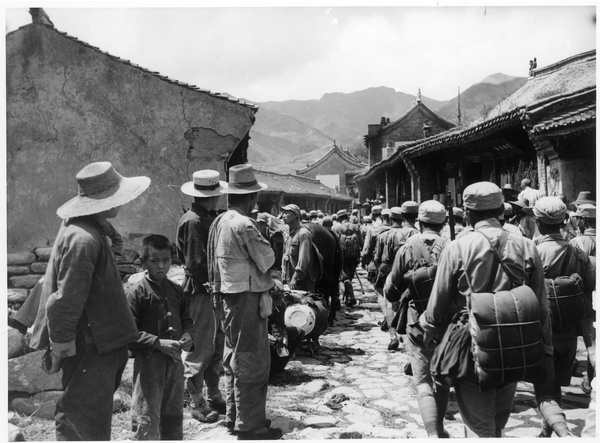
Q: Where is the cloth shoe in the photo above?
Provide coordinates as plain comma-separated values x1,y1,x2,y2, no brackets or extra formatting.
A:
581,377,592,395
226,419,271,435
237,427,282,440
388,338,400,351
207,395,227,414
189,400,219,423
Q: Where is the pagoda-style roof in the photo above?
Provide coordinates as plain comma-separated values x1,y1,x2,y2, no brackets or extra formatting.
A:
356,49,596,182
296,146,367,175
256,170,353,201
381,99,455,133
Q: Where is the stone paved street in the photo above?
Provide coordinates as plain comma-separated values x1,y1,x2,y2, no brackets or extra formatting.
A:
183,269,593,439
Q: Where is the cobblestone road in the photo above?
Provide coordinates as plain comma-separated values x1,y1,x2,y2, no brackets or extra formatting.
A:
185,269,592,439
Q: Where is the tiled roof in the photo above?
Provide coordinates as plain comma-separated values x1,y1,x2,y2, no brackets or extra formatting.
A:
532,105,596,134
382,100,455,132
356,50,596,183
12,23,258,112
296,146,367,175
486,50,595,120
256,170,353,200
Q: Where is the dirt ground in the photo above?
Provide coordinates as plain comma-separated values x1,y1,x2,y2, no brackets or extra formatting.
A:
12,268,594,440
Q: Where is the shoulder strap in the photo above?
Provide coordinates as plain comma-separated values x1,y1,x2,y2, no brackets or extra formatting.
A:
478,230,515,290
559,244,573,276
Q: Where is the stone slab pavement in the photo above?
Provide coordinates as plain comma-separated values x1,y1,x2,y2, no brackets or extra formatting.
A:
184,268,594,439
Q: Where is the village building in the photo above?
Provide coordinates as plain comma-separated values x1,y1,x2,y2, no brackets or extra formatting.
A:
255,170,353,215
295,143,368,203
359,91,455,205
356,50,596,208
6,10,257,252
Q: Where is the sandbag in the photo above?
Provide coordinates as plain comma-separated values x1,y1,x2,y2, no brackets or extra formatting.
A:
545,273,586,331
469,285,545,391
404,265,437,315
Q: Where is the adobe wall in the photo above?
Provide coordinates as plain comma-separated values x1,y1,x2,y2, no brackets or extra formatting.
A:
6,24,255,252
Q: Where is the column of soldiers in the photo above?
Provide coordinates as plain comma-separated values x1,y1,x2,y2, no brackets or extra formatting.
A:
27,160,595,440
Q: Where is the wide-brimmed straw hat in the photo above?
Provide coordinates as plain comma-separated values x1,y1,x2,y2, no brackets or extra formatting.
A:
56,162,150,219
181,169,227,197
222,164,267,194
573,191,596,206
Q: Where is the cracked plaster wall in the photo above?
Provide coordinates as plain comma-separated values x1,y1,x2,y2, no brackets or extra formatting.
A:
7,24,255,251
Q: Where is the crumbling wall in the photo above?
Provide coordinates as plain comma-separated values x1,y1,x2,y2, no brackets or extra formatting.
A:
6,24,256,251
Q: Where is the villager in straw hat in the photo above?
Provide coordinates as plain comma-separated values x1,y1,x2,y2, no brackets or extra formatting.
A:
30,161,150,441
176,170,228,423
421,182,552,438
532,196,594,437
207,164,283,440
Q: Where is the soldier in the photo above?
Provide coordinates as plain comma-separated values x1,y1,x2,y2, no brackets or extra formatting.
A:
532,197,594,437
420,182,552,437
361,206,390,284
333,209,361,306
441,207,465,239
385,200,450,437
378,204,419,350
281,204,320,292
570,204,596,257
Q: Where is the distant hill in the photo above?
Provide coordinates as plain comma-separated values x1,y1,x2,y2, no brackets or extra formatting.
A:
435,77,528,124
247,74,527,173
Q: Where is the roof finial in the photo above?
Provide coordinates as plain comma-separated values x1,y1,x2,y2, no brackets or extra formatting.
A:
417,88,422,103
29,8,54,27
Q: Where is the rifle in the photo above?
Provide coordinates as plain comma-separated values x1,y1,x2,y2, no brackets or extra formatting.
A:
446,191,456,240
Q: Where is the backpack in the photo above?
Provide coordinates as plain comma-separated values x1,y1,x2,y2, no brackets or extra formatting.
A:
339,224,361,260
545,245,586,332
460,230,545,392
403,238,445,315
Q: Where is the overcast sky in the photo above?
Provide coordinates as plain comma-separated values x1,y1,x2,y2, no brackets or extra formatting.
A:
3,1,597,103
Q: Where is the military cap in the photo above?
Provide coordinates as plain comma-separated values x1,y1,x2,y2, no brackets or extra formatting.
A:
281,204,301,219
322,216,333,227
371,205,383,215
418,200,446,224
382,208,391,217
337,209,348,217
452,207,464,218
400,201,419,214
390,206,403,220
463,182,503,210
533,196,566,224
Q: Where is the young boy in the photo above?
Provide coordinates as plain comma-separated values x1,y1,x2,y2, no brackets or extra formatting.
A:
126,235,195,440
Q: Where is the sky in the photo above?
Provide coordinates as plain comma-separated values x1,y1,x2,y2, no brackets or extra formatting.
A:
3,1,597,103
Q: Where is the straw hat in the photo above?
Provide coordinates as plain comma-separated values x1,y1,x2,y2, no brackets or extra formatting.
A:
222,164,267,194
56,162,150,219
180,169,227,197
573,191,596,206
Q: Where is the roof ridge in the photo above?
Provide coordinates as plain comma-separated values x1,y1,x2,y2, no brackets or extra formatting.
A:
296,145,366,174
532,49,596,78
17,23,258,111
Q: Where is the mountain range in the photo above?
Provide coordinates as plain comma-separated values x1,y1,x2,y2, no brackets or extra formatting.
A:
247,73,527,173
